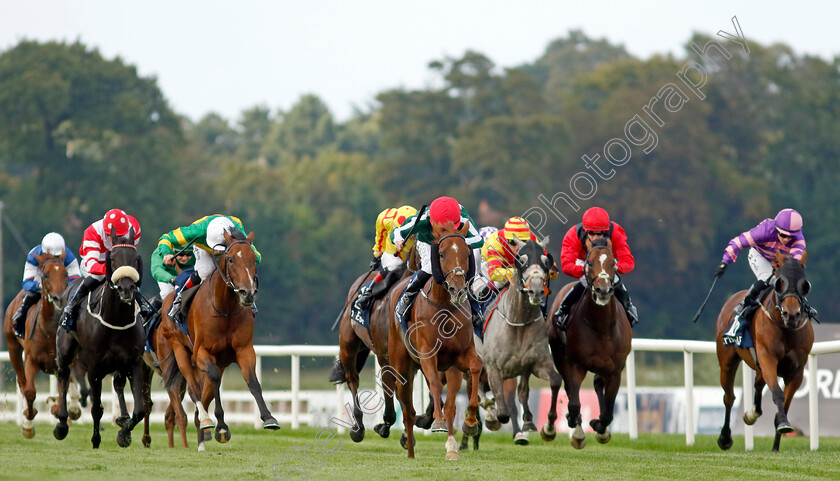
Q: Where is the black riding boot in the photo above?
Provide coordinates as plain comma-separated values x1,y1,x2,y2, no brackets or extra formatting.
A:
553,281,585,331
60,277,103,336
614,280,638,327
395,271,431,323
470,296,484,340
733,279,768,324
357,269,401,310
168,271,202,321
12,291,41,338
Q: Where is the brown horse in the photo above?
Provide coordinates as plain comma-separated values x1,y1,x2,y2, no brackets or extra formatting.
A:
3,252,83,437
387,221,482,460
716,251,814,452
547,236,631,449
162,229,278,452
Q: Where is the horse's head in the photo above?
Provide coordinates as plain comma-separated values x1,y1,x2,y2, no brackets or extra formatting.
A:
513,237,550,306
773,250,810,330
107,226,141,304
584,237,616,306
34,250,69,308
220,229,259,307
432,220,472,306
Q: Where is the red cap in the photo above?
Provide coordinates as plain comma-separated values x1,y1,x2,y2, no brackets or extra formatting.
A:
429,196,460,225
582,207,610,231
103,209,130,237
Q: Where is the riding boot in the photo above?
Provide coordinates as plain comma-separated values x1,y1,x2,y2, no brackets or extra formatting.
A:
395,271,431,322
470,296,484,340
732,279,768,325
359,269,401,310
168,272,201,322
12,291,41,338
135,291,155,323
613,280,639,328
553,281,586,331
60,277,102,337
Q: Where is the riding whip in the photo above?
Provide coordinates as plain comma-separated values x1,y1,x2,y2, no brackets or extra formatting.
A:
691,276,719,323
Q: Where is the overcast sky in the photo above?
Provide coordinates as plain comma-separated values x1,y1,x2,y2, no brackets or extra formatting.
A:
1,1,835,123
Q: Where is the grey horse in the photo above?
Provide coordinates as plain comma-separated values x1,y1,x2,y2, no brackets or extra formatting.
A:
474,238,562,445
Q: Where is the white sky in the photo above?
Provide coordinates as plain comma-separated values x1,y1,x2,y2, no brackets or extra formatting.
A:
1,1,836,123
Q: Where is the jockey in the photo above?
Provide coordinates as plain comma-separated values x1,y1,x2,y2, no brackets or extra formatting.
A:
60,209,147,336
479,217,559,332
12,233,81,338
355,205,418,310
160,215,261,321
553,207,637,330
150,249,194,299
391,196,484,325
717,208,817,334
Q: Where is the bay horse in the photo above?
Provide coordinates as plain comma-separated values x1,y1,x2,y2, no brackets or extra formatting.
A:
162,229,279,452
54,226,149,448
476,238,561,445
329,247,419,443
3,251,85,437
547,236,631,449
387,220,482,460
716,251,814,452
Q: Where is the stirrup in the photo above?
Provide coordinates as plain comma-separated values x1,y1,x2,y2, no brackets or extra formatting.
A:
554,311,570,331
168,294,182,319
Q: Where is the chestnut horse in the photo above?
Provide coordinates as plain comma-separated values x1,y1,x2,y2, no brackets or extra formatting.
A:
716,251,814,452
162,229,278,452
3,252,84,437
547,236,631,449
143,313,191,448
387,221,482,460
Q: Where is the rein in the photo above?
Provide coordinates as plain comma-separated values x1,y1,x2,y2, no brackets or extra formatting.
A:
436,233,468,285
210,239,253,318
584,245,616,289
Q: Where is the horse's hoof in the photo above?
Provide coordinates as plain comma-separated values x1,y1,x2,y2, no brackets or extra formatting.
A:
485,419,501,431
540,423,556,441
203,429,212,441
117,429,132,448
445,451,460,461
497,413,510,424
415,415,433,430
350,427,365,443
22,427,35,439
776,422,794,434
199,418,215,431
595,429,611,444
514,432,529,445
115,415,130,429
743,410,760,426
374,423,391,439
53,423,69,440
69,405,82,421
462,422,479,437
215,428,231,443
263,418,281,430
570,427,586,449
717,435,733,450
430,420,447,432
522,421,537,432
400,432,408,450
142,435,151,448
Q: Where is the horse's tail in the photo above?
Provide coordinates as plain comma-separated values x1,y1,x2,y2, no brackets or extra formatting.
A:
328,357,347,384
162,351,185,392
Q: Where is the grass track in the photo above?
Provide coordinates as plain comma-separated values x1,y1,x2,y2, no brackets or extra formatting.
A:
1,423,839,480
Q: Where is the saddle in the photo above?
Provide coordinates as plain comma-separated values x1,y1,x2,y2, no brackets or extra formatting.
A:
350,280,374,330
723,285,774,349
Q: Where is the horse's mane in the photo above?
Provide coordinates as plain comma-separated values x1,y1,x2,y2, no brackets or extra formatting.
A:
590,237,608,248
226,228,246,242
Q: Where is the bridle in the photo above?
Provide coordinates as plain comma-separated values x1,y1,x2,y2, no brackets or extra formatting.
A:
108,243,140,292
210,239,258,317
40,256,68,304
436,233,468,292
584,245,616,290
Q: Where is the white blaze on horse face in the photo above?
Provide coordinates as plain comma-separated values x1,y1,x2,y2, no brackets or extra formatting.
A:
597,254,610,280
246,267,254,289
237,250,242,258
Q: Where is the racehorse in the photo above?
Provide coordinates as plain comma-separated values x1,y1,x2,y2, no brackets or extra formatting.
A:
547,236,631,449
161,229,279,452
329,248,418,443
476,238,561,445
716,251,814,452
54,226,149,448
387,220,482,460
3,251,85,437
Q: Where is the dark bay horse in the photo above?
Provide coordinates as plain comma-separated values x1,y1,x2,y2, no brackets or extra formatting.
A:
162,229,278,452
3,251,84,437
716,251,814,452
387,221,482,460
476,238,561,445
54,227,149,448
547,236,631,449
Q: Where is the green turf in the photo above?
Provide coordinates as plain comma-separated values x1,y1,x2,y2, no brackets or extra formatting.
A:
1,422,839,480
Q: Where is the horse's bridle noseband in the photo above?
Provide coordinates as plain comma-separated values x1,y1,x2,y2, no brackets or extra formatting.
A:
40,256,67,302
216,239,258,294
584,245,616,289
436,233,468,290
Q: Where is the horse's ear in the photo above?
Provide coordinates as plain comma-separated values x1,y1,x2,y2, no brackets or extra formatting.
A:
109,225,118,244
457,220,470,237
59,249,66,262
606,238,613,249
512,236,526,250
539,235,550,248
34,252,45,266
128,226,135,245
774,250,784,267
247,231,255,244
223,229,234,244
799,250,807,267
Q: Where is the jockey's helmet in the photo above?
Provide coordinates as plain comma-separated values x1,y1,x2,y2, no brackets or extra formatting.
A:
103,209,131,237
478,226,499,240
429,197,460,225
41,232,65,256
582,207,610,231
502,217,531,241
775,208,803,235
207,216,236,251
394,205,417,226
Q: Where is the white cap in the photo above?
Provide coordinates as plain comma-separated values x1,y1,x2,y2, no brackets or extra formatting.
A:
206,217,236,251
41,232,66,256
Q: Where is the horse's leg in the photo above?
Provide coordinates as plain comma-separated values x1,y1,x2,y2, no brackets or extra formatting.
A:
374,355,397,439
744,372,766,425
415,385,436,430
504,377,527,445
533,357,561,441
115,361,149,448
171,342,213,431
88,376,104,449
72,363,90,407
486,366,510,424
340,343,367,442
443,368,463,460
590,373,621,444
53,332,78,441
774,370,805,452
461,350,482,436
141,362,154,448
68,379,82,421
234,345,280,433
112,372,130,428
21,355,40,438
419,356,446,432
563,363,587,449
716,347,740,450
757,354,792,440
164,402,176,448
395,361,418,458
199,353,230,445
175,382,189,448
519,372,537,432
